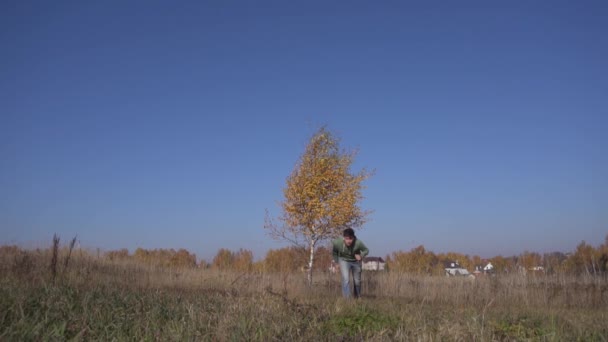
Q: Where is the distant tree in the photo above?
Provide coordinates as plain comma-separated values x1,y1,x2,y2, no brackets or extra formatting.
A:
132,248,196,268
212,248,234,270
388,246,438,275
388,250,407,273
489,255,508,274
314,245,333,272
565,241,599,275
134,248,150,264
384,254,391,272
265,127,372,286
438,252,473,271
209,248,254,272
411,245,437,274
542,252,567,274
504,256,519,273
232,248,254,272
264,246,306,273
169,248,197,268
519,251,542,271
471,255,483,269
106,248,130,261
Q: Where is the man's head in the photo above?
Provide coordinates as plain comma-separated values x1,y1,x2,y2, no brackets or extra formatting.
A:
343,228,356,246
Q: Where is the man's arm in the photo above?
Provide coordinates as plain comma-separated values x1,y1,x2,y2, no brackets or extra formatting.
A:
358,240,369,258
332,240,340,263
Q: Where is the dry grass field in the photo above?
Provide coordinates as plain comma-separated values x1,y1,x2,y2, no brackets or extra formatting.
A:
1,245,607,341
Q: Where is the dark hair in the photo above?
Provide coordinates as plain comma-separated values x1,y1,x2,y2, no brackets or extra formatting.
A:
343,228,355,238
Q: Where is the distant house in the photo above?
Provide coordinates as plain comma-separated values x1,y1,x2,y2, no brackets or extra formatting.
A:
444,261,473,277
474,262,495,276
362,257,386,271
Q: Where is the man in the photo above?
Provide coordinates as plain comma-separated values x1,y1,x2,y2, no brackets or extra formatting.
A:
332,228,369,298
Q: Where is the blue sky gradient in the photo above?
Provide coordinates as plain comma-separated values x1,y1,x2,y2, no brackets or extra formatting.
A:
1,2,607,261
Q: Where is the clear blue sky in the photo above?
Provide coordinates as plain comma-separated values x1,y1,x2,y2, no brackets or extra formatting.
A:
1,1,606,261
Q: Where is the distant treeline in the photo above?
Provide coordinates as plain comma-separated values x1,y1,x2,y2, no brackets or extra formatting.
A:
6,235,604,276
104,246,334,273
106,248,198,268
98,236,608,276
387,240,607,276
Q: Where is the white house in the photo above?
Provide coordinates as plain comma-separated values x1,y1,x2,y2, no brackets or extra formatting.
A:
445,261,472,277
474,262,495,276
362,257,386,271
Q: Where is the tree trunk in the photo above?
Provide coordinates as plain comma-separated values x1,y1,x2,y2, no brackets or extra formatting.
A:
307,239,317,287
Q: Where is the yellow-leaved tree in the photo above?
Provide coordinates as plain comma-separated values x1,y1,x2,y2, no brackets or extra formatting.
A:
265,127,372,286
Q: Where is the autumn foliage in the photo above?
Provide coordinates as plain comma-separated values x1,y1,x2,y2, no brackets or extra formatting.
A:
105,248,197,268
386,236,608,276
97,235,608,275
211,248,254,272
263,246,333,273
24,233,608,276
266,126,372,285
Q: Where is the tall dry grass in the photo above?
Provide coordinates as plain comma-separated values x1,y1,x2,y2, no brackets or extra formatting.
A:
361,270,607,310
1,244,607,341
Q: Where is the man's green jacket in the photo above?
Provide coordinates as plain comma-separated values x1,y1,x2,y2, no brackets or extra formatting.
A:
332,238,369,263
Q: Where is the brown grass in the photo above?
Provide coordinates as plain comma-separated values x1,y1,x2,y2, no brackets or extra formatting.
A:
1,245,607,341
